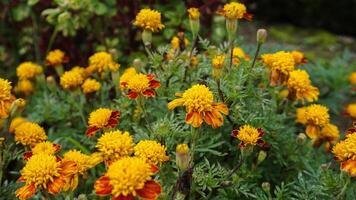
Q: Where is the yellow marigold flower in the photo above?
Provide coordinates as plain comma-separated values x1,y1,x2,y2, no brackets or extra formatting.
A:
95,157,161,199
86,108,120,136
59,70,84,90
295,107,307,125
0,78,15,119
304,104,330,139
191,56,199,67
176,144,189,154
261,51,295,86
332,130,356,177
171,36,189,50
23,141,61,161
71,66,87,79
16,153,77,200
232,47,250,64
134,8,165,32
134,140,169,165
88,52,120,74
14,122,47,147
168,84,228,128
217,2,251,20
119,67,137,89
187,7,200,20
82,78,101,94
231,125,265,147
291,50,307,65
15,80,33,96
9,117,27,133
212,55,225,69
123,73,161,99
16,62,43,80
349,72,356,85
287,70,319,102
96,130,134,164
45,49,68,66
346,103,356,119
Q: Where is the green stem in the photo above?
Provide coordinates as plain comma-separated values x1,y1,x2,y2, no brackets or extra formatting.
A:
228,40,234,69
144,45,154,61
183,36,197,82
251,43,262,69
138,98,154,134
46,27,59,54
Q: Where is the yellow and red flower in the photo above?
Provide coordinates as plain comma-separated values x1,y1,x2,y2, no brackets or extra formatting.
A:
94,157,161,200
121,73,160,99
0,78,16,119
45,49,69,66
134,140,169,165
134,8,165,32
216,2,252,21
291,50,307,65
86,108,120,136
231,125,268,149
167,84,228,128
23,141,61,161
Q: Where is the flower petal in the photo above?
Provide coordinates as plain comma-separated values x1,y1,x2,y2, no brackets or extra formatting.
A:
185,112,203,128
47,177,66,194
86,126,99,137
340,160,356,177
167,98,184,110
112,195,135,200
127,91,139,99
149,80,161,88
136,180,162,200
95,176,113,196
143,89,156,97
306,125,319,139
16,184,36,200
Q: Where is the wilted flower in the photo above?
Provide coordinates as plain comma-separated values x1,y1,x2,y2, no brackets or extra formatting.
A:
15,154,77,200
291,50,307,65
14,122,47,147
16,62,43,80
134,8,165,32
286,69,319,102
231,125,267,148
134,140,169,165
60,70,84,90
88,52,120,74
346,103,356,119
45,49,69,66
121,73,161,99
0,78,15,118
15,80,34,96
168,84,228,128
82,78,101,94
216,2,252,20
86,108,120,136
94,157,161,200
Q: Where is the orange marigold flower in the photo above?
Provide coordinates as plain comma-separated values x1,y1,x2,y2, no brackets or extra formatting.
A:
0,78,15,119
231,125,267,149
287,69,319,103
15,153,77,200
167,84,228,128
291,50,307,65
134,8,165,32
16,62,43,80
119,67,137,89
94,157,161,200
14,122,47,147
217,2,252,21
15,79,34,96
45,49,69,66
9,117,27,133
346,103,356,119
86,108,120,136
121,73,161,99
134,140,169,165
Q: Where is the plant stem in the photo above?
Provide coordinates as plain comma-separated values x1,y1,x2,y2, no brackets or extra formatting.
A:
138,98,154,134
46,27,59,54
183,36,197,82
145,45,154,61
228,40,234,69
251,43,262,69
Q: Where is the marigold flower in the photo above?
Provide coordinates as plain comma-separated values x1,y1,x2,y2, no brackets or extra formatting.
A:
134,8,165,32
295,107,307,124
94,157,161,200
217,2,252,20
171,36,189,50
176,144,190,171
311,123,340,151
122,73,161,99
349,72,356,85
15,153,77,200
60,70,84,90
303,104,330,139
15,80,34,96
71,66,87,79
187,8,200,20
212,55,225,69
176,144,189,154
191,56,199,68
134,140,169,165
16,62,43,80
119,67,137,89
346,103,356,119
96,130,134,164
287,70,319,102
168,84,228,128
23,141,61,160
82,78,101,94
231,125,266,148
291,50,307,65
261,51,295,86
9,117,27,133
232,47,250,64
14,122,47,147
45,49,69,66
86,108,120,136
0,78,15,118
88,52,120,74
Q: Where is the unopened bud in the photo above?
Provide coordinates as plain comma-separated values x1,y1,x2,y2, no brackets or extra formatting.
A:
133,58,144,71
257,29,267,44
46,76,57,91
226,19,238,42
142,29,152,47
176,144,190,171
296,133,307,145
77,194,87,200
212,55,225,80
9,98,26,117
188,8,200,38
257,151,267,165
262,182,270,193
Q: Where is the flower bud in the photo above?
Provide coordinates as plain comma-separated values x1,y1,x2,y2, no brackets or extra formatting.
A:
257,29,267,44
257,150,267,165
296,133,307,145
226,19,238,42
262,182,270,193
212,55,225,80
142,29,152,47
9,98,26,117
187,8,200,38
46,76,57,91
176,144,190,171
77,194,87,200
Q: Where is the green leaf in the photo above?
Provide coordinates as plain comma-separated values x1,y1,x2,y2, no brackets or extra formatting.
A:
27,0,39,6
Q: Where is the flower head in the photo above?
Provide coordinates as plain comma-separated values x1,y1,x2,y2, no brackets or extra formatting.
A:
217,2,252,20
15,80,34,96
0,78,15,118
71,66,87,79
45,49,69,66
122,73,160,99
287,69,319,102
176,144,189,155
291,50,307,65
346,103,356,119
295,107,307,125
134,140,169,165
212,55,225,69
303,104,330,138
96,130,134,164
86,108,120,136
231,125,265,148
60,70,84,90
24,141,61,160
88,52,120,74
16,62,43,80
134,8,165,32
232,47,250,64
187,8,200,20
9,117,27,133
119,67,137,89
16,153,77,200
171,36,189,50
349,72,356,85
82,78,101,94
14,122,47,147
168,84,228,128
94,157,161,200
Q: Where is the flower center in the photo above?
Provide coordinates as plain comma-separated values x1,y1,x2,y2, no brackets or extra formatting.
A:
182,84,214,113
